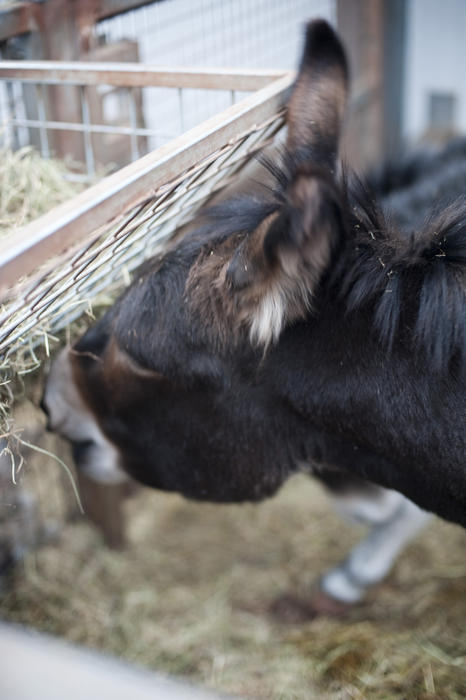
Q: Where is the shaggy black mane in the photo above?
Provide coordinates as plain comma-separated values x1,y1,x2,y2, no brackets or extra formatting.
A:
192,147,466,373
343,176,466,372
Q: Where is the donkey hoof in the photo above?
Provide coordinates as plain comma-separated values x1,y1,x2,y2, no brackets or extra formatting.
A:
308,588,355,617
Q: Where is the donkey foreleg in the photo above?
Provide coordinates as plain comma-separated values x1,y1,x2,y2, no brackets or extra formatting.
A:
320,486,431,604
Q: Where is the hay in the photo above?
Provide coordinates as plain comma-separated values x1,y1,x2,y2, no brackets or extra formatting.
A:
0,146,102,437
0,146,84,237
2,424,466,700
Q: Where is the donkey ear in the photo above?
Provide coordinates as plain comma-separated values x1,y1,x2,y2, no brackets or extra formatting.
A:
223,21,347,347
287,19,348,168
226,168,342,346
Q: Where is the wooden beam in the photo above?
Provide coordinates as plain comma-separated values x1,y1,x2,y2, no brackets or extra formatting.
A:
0,2,38,42
0,1,155,42
0,61,288,91
96,0,156,20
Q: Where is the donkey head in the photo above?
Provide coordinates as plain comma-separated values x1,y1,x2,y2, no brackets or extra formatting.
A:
42,20,352,500
43,17,466,538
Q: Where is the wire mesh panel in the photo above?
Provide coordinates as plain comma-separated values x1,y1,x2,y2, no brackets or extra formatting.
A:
97,0,335,146
98,0,335,69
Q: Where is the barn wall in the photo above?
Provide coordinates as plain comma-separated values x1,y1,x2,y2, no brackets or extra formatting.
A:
403,0,466,143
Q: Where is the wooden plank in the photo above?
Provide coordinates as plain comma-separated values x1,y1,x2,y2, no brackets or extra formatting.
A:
96,0,156,20
0,1,155,43
0,61,289,91
0,2,37,42
0,73,293,297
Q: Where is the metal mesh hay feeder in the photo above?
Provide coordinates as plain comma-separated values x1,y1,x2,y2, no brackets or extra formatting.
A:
0,62,293,432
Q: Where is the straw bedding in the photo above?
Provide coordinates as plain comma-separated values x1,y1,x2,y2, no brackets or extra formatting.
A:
2,403,466,699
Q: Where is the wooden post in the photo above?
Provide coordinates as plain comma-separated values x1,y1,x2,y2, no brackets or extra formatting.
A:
83,40,148,170
337,0,407,171
337,0,385,172
33,0,85,161
382,0,407,157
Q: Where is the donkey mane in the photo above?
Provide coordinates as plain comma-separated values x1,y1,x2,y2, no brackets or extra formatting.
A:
344,177,466,372
191,148,466,372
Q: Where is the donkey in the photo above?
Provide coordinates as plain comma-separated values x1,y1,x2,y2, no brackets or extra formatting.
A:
43,20,465,610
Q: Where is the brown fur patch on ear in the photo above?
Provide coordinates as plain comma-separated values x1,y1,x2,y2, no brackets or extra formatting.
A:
187,170,342,349
187,213,305,349
185,233,250,348
186,200,330,350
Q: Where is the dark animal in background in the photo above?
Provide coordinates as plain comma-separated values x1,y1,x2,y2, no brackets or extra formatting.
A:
43,20,465,608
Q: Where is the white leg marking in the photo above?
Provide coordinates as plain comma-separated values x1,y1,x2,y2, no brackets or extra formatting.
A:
321,487,431,603
332,486,404,524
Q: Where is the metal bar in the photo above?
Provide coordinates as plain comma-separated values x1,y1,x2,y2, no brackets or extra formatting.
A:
382,0,407,156
128,87,140,161
5,81,20,151
35,84,50,159
80,86,95,178
7,116,175,139
0,73,292,298
0,61,289,91
177,88,185,132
